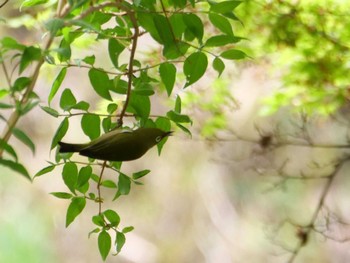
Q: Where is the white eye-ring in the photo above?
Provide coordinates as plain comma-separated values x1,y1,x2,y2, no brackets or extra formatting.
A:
155,136,162,142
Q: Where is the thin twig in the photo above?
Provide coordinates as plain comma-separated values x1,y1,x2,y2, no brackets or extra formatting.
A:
97,160,107,215
117,5,139,126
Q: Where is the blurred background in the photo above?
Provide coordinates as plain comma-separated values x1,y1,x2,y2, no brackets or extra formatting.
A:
2,0,350,262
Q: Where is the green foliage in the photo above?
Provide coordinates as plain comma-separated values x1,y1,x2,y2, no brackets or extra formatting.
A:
237,0,350,115
0,0,246,260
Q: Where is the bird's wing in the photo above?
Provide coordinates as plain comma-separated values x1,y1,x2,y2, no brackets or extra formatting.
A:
81,129,133,153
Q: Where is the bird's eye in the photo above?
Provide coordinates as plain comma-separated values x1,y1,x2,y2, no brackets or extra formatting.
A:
155,136,162,142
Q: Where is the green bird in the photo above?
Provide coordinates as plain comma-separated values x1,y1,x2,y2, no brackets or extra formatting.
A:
58,127,172,161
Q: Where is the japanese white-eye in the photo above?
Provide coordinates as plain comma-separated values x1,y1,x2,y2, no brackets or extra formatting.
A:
58,127,172,161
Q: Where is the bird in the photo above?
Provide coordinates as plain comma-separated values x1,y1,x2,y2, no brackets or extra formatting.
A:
58,127,172,161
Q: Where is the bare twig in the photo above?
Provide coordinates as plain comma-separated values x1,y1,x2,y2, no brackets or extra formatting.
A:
287,160,346,263
97,160,107,214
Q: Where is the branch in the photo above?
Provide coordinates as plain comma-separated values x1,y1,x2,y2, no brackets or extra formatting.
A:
0,0,9,8
117,4,139,126
286,159,346,263
0,36,54,157
97,161,107,214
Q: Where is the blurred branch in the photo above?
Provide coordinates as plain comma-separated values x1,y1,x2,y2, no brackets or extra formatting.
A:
287,159,346,263
0,0,9,8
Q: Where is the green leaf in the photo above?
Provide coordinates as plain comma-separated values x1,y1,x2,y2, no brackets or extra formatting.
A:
213,57,225,77
0,159,31,180
12,77,31,92
88,228,100,238
92,214,105,227
167,110,192,123
163,40,190,60
40,105,59,117
220,49,247,60
101,180,117,188
205,35,241,47
153,15,173,45
0,103,13,109
183,52,208,88
57,39,71,62
77,165,92,187
34,165,55,178
21,0,48,8
132,169,150,180
138,13,162,44
19,100,39,116
159,62,176,96
0,139,17,161
88,69,112,101
60,89,77,111
209,13,233,36
51,117,69,150
155,117,172,155
50,192,72,199
169,14,186,39
175,95,181,113
209,0,242,13
107,103,118,114
98,230,111,261
12,128,35,154
116,174,131,196
116,232,126,253
62,162,78,194
72,101,89,111
1,37,25,51
49,67,67,105
81,114,100,140
0,89,9,98
103,209,120,226
83,55,95,66
45,18,65,35
19,46,42,73
176,123,192,136
122,226,134,233
127,94,150,120
108,38,125,68
183,14,204,43
102,117,112,133
66,197,86,227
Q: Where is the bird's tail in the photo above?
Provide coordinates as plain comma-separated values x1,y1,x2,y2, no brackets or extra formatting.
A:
58,142,87,153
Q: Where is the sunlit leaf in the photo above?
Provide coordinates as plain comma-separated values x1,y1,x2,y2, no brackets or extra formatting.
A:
66,197,86,227
159,62,176,96
49,67,67,105
50,192,72,199
98,230,111,261
81,114,100,140
60,89,77,111
88,69,112,101
183,52,208,88
220,49,247,60
34,165,56,178
62,162,78,194
51,117,69,150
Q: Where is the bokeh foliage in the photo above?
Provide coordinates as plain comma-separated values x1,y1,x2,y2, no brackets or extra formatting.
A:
237,0,350,115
